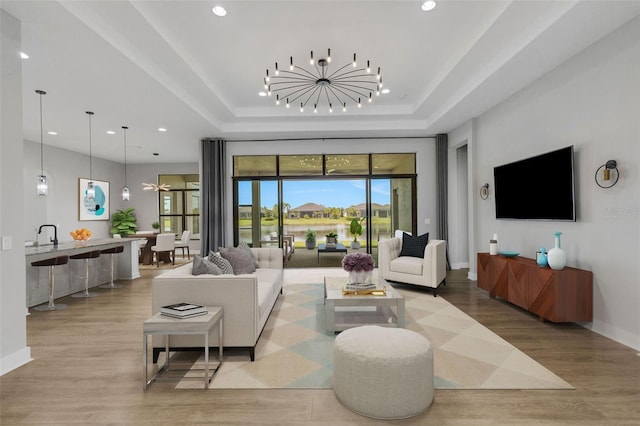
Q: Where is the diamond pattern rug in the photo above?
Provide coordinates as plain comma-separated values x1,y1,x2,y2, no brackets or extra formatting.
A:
176,283,573,390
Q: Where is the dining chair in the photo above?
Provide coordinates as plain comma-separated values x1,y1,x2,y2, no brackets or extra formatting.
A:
174,230,191,259
150,233,175,267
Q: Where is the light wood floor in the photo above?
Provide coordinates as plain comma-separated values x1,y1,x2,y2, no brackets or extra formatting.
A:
2,268,639,425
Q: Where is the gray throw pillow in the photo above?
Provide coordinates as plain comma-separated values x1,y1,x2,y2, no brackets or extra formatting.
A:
237,240,258,267
192,255,222,276
208,251,234,275
219,247,256,275
399,232,429,258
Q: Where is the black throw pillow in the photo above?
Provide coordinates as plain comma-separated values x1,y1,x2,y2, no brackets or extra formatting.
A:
399,232,429,258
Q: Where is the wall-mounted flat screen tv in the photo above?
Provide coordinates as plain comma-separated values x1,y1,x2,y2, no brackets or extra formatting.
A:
494,146,576,221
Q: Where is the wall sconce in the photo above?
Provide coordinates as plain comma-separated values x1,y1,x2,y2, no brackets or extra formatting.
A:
595,160,619,189
480,183,490,200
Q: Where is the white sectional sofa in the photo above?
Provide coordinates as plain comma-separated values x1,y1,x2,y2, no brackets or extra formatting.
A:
151,247,283,361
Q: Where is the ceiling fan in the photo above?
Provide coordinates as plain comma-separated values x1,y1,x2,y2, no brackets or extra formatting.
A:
142,182,171,191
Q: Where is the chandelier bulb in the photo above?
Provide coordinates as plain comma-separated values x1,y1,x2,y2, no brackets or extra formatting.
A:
327,48,331,63
310,50,314,65
343,102,347,112
265,69,269,82
276,94,280,105
369,93,373,103
329,103,333,113
290,56,294,70
275,62,279,75
300,103,304,112
286,98,290,108
358,98,362,108
367,60,371,73
353,53,357,67
314,104,318,113
267,87,271,96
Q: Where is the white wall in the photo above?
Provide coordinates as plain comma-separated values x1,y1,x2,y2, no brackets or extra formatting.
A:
23,140,197,242
226,138,437,244
1,10,30,375
454,16,640,350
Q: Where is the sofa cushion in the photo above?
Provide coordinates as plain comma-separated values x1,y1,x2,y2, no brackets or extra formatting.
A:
390,256,424,275
219,247,256,275
208,251,234,274
192,255,222,275
399,232,429,258
238,240,259,267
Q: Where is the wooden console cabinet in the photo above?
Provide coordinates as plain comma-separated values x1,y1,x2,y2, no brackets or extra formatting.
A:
477,253,592,323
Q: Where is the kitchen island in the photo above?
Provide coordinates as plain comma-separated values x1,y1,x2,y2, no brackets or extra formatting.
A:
25,238,142,307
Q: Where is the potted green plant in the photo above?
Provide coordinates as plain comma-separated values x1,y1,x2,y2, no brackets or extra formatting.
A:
151,221,160,232
305,229,317,250
110,207,138,237
325,231,338,246
349,217,366,249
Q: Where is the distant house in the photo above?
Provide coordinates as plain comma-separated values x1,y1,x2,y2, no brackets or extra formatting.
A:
350,203,390,218
291,202,325,219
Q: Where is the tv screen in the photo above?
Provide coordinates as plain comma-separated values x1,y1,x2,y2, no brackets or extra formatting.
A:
494,146,576,221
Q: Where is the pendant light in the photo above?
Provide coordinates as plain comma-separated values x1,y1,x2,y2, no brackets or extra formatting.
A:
121,126,130,201
86,111,95,199
36,89,48,195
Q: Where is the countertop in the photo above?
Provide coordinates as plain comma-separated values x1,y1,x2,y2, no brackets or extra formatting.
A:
25,238,144,257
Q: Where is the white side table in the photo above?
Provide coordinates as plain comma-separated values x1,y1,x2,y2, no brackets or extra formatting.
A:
143,306,223,390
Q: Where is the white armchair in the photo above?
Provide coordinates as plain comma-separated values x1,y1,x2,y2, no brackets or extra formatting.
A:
378,236,447,297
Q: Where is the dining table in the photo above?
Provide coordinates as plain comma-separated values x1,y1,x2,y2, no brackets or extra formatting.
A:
125,233,173,265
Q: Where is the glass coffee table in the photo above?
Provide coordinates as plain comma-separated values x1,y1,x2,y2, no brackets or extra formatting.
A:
324,275,405,333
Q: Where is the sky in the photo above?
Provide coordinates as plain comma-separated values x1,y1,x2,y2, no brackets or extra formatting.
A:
238,179,390,209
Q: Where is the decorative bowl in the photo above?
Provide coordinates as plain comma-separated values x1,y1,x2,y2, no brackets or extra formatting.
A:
499,250,520,257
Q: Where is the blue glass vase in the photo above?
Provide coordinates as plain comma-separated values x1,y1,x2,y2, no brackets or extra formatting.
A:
537,248,548,267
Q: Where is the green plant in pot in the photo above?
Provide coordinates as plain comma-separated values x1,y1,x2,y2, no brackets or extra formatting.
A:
110,207,138,237
305,229,317,250
349,217,366,249
151,221,160,232
325,231,338,245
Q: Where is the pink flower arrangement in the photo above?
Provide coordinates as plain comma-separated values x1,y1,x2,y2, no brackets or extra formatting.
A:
342,252,374,272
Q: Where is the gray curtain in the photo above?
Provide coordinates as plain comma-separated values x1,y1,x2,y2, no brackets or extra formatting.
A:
436,134,451,270
201,138,226,255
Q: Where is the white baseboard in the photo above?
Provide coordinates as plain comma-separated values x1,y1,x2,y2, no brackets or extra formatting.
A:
450,262,469,270
0,347,32,376
468,271,477,281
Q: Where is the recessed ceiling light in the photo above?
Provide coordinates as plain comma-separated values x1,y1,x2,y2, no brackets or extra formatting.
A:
212,6,227,17
106,130,115,135
421,1,436,11
381,88,390,94
47,131,57,135
158,128,167,132
20,52,29,59
258,91,267,97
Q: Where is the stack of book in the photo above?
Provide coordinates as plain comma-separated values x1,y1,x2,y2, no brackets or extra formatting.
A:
161,303,207,319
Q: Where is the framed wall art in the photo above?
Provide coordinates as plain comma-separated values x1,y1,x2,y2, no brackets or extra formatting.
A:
78,178,110,221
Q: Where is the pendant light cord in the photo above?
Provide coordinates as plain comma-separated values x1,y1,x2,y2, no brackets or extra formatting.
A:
86,111,94,180
122,126,128,186
36,90,46,175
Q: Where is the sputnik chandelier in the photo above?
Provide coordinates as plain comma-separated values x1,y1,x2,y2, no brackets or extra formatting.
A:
262,49,384,113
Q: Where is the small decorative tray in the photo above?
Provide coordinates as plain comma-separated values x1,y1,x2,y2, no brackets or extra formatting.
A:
342,286,386,296
499,251,520,257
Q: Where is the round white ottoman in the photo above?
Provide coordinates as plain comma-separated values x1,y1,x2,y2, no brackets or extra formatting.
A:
332,325,434,420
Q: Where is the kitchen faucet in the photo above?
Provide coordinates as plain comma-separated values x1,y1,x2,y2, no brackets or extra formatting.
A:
38,224,58,247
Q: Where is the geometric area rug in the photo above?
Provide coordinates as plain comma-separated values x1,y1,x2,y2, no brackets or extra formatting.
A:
176,283,573,390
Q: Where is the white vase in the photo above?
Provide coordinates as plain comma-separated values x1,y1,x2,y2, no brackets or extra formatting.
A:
547,232,567,270
349,270,372,285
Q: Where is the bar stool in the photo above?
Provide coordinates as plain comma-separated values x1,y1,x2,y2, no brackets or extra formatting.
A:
70,250,101,298
99,245,124,289
31,255,69,311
